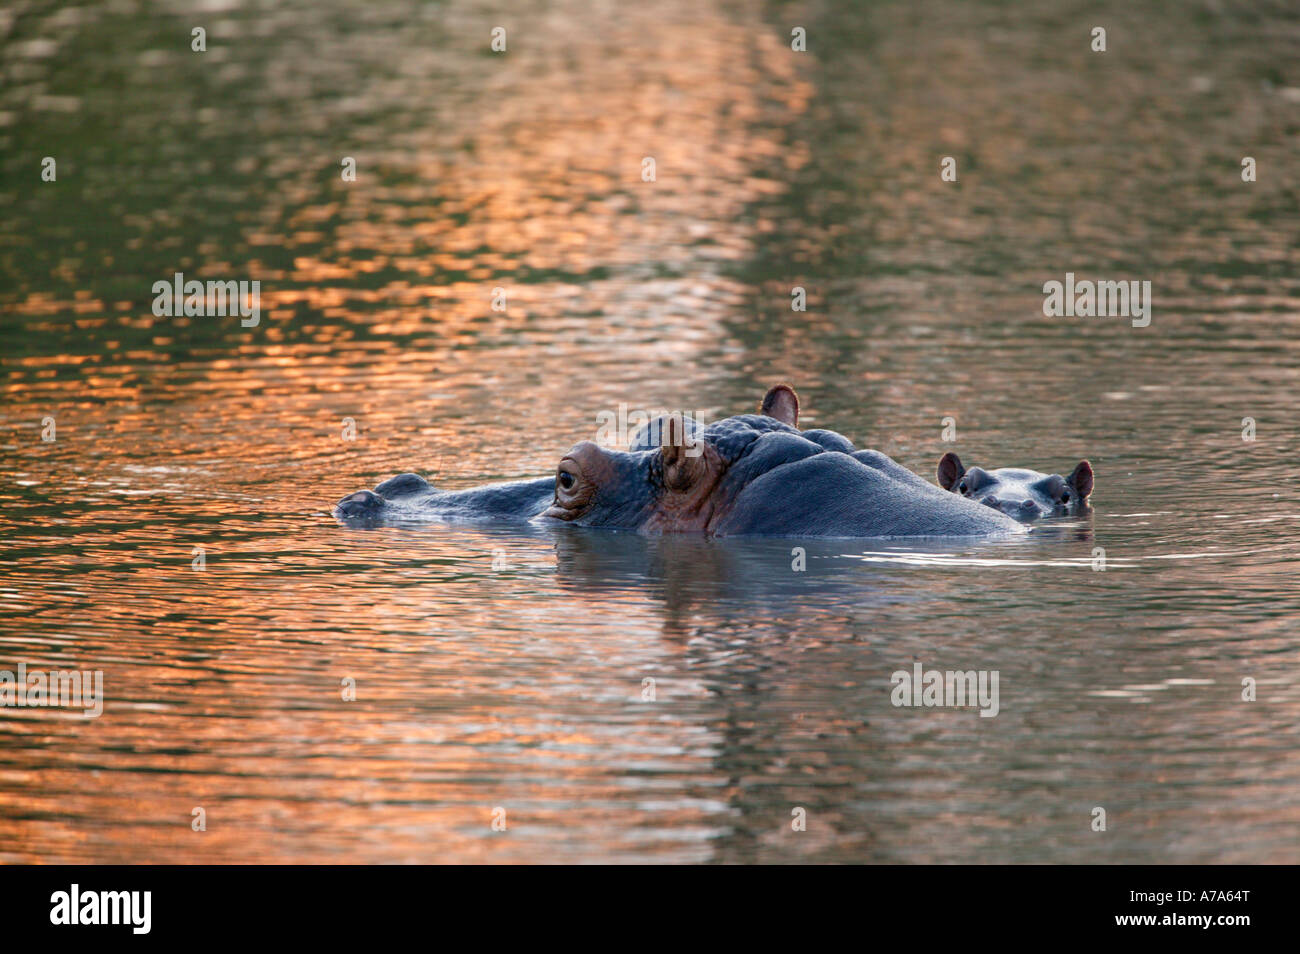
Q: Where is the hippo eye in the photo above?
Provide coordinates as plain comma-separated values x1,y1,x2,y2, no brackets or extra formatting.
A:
958,482,967,494
558,471,576,491
1061,491,1070,503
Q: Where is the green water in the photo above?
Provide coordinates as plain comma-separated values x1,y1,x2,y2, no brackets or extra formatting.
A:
0,0,1297,862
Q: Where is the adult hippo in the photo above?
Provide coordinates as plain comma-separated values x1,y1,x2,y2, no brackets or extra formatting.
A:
335,385,1026,538
937,451,1093,521
544,386,1023,537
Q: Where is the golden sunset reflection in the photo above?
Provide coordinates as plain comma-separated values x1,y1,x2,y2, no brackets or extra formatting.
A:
1,0,1299,863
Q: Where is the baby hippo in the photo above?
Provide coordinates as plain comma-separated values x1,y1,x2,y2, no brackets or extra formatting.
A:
937,452,1093,522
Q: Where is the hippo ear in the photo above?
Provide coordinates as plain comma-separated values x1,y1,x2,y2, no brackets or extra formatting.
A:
937,452,965,491
759,384,799,426
1067,460,1094,500
659,415,707,490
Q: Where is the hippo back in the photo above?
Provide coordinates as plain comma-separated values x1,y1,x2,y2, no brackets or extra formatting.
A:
715,452,1026,538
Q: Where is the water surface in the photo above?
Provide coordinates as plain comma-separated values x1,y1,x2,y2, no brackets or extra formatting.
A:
1,0,1298,863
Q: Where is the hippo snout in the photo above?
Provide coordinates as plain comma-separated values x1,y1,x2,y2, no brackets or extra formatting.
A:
336,473,434,520
980,495,1041,520
335,489,386,518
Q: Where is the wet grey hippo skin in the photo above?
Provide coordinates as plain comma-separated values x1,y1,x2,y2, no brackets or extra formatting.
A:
334,472,554,522
544,385,1024,538
333,415,712,523
331,408,705,522
937,451,1093,522
335,385,1026,538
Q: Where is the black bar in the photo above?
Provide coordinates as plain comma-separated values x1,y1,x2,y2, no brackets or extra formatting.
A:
0,864,1287,941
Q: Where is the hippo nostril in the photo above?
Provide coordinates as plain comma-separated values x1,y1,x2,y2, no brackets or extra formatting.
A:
336,489,384,517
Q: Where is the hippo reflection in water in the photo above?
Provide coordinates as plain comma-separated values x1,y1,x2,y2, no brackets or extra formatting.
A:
335,385,1027,538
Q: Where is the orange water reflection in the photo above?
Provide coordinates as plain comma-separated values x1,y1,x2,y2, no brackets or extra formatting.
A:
1,0,1299,863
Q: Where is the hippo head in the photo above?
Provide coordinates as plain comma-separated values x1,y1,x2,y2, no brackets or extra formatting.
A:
547,385,793,532
937,451,1093,521
544,386,1025,537
546,406,792,533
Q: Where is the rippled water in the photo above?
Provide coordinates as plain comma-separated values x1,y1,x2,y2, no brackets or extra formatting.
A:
1,0,1298,863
